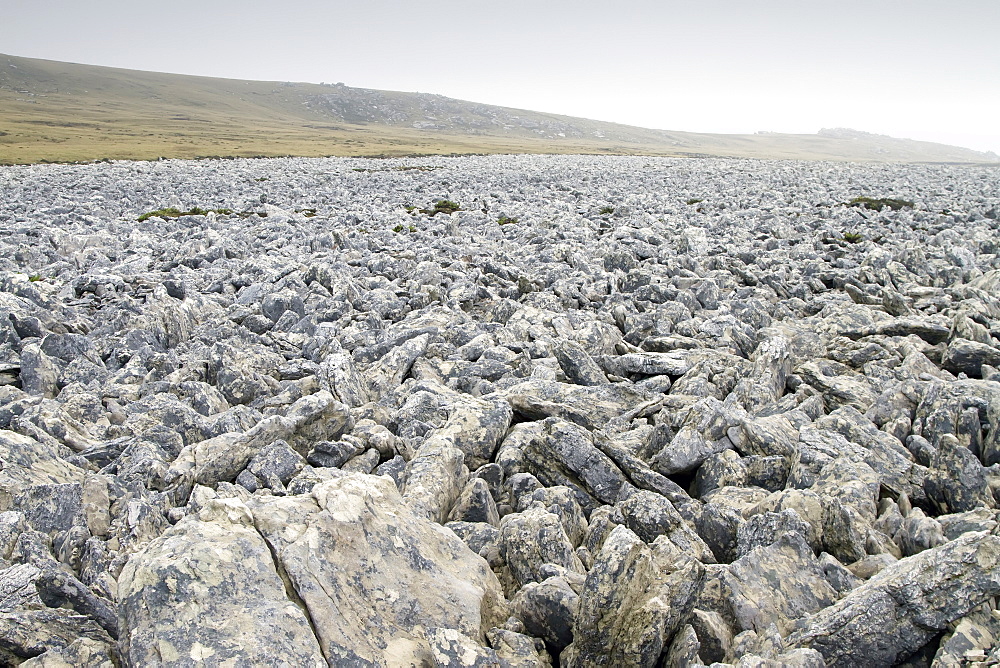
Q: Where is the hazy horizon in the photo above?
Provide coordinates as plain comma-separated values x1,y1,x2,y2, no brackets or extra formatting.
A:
3,0,998,155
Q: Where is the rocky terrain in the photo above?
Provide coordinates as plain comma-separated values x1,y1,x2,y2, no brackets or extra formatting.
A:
0,154,999,666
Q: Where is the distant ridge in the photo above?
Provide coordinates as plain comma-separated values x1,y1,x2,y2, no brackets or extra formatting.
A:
1,53,996,165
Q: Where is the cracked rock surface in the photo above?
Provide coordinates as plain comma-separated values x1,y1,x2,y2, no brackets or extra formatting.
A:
0,154,999,666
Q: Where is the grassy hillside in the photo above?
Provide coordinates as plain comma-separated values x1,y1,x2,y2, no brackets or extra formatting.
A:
1,53,996,165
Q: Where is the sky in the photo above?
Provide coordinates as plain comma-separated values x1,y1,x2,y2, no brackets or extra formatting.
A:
3,0,999,154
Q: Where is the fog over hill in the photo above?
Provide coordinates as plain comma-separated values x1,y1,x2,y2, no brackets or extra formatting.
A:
1,53,998,165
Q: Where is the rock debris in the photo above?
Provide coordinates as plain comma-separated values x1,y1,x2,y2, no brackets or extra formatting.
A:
0,154,998,666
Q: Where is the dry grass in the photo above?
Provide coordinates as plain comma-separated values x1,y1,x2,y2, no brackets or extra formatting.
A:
1,54,995,165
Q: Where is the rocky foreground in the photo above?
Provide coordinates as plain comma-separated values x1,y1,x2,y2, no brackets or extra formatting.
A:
0,155,998,666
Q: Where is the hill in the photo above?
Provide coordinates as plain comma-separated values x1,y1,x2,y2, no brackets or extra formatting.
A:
1,53,996,164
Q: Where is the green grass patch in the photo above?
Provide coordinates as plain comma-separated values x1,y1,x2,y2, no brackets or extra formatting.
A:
599,206,614,215
137,206,234,221
846,196,914,212
843,232,863,244
686,198,703,205
497,215,519,226
410,199,463,217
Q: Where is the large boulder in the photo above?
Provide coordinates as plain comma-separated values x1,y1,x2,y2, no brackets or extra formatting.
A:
248,474,508,666
788,531,1000,665
117,498,325,666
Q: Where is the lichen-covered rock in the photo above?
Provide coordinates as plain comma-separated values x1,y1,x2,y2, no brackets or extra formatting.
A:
117,498,325,666
932,603,1000,667
248,474,508,666
402,435,469,523
788,531,1000,666
503,380,658,431
3,153,1000,666
500,504,584,589
721,532,838,636
562,525,704,668
510,574,580,650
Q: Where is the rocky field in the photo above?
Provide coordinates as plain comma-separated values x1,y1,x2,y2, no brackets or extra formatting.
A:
0,154,999,667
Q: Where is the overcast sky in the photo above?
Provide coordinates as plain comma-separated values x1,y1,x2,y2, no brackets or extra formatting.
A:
3,0,998,154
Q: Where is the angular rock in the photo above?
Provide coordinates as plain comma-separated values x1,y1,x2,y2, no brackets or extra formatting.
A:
249,474,508,666
117,498,326,666
788,531,1000,666
499,504,584,589
562,525,704,668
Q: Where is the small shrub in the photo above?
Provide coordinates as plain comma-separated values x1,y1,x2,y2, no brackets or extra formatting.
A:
138,206,232,221
497,215,519,226
599,206,614,215
434,199,462,213
408,225,417,233
405,205,417,213
843,232,863,243
28,274,43,282
846,196,914,212
392,224,405,233
137,207,182,222
415,200,463,217
686,198,703,205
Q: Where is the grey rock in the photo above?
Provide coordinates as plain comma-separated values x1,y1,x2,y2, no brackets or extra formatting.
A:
925,434,995,514
117,499,326,666
18,344,59,399
503,380,659,431
932,603,1000,667
942,338,1000,377
689,608,734,665
249,474,508,666
663,624,701,668
239,438,305,493
518,485,588,547
427,627,502,667
721,532,838,635
18,637,117,668
11,483,84,536
510,575,579,650
444,521,500,557
520,418,634,509
817,552,862,595
0,609,114,666
487,627,551,668
307,438,364,468
554,340,609,386
402,435,469,524
650,397,745,475
736,509,811,558
615,490,715,563
449,478,501,526
4,152,1000,666
340,447,380,474
562,524,704,668
788,531,1000,666
499,504,584,589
